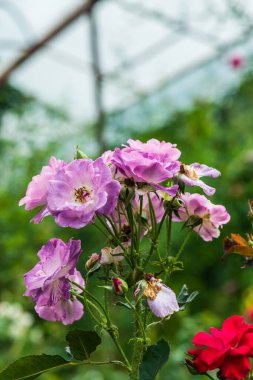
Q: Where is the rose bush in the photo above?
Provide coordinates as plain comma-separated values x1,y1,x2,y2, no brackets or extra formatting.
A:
1,139,234,380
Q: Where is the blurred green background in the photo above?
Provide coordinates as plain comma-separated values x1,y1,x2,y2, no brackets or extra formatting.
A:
1,70,253,379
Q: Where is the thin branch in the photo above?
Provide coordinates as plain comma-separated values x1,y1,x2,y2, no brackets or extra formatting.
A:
118,0,220,47
109,26,253,114
0,0,100,87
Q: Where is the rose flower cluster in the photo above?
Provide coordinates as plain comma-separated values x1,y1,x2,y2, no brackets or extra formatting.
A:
20,139,230,324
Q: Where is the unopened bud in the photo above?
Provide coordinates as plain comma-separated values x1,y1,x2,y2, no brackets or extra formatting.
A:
75,146,89,159
112,278,128,296
85,253,99,269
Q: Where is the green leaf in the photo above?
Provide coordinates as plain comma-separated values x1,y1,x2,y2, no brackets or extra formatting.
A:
177,284,189,303
97,285,113,291
75,146,88,159
115,301,132,309
0,354,68,380
140,339,170,380
86,261,101,276
177,284,199,311
66,330,101,361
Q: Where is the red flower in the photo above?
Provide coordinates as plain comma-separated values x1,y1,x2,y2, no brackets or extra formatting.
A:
187,316,253,380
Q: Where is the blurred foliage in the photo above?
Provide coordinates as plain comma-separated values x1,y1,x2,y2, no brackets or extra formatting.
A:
0,72,253,379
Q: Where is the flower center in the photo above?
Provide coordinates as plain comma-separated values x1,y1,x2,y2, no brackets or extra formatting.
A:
181,164,199,180
74,186,91,203
144,279,162,300
202,212,210,220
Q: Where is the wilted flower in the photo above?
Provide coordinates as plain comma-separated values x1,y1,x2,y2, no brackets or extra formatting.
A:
223,233,253,258
188,315,253,380
136,275,179,318
24,238,83,308
85,253,100,269
111,139,181,184
47,158,120,228
19,156,66,223
100,246,125,265
86,246,124,269
179,163,220,196
174,193,230,241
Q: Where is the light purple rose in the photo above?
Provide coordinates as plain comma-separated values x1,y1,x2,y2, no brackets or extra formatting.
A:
35,271,84,325
174,192,230,241
136,277,179,318
47,158,121,229
111,139,181,184
19,156,66,223
179,163,221,196
24,238,83,308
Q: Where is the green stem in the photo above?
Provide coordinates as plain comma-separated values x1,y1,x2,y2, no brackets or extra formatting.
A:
157,209,169,236
136,195,143,256
96,214,126,252
108,328,131,370
174,232,191,261
143,301,149,329
71,280,109,321
143,239,157,267
117,206,122,232
104,268,109,316
105,215,120,240
166,207,172,257
125,296,146,342
143,209,169,268
147,193,157,238
38,359,130,376
130,301,145,380
73,293,104,326
70,280,131,370
126,203,137,258
86,299,105,324
93,222,109,239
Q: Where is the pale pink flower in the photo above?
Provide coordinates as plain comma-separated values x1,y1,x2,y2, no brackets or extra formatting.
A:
179,163,220,196
19,156,66,223
136,276,179,318
174,192,230,241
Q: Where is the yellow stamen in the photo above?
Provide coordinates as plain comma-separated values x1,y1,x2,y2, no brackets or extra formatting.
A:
181,164,199,180
144,279,162,300
74,186,90,203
